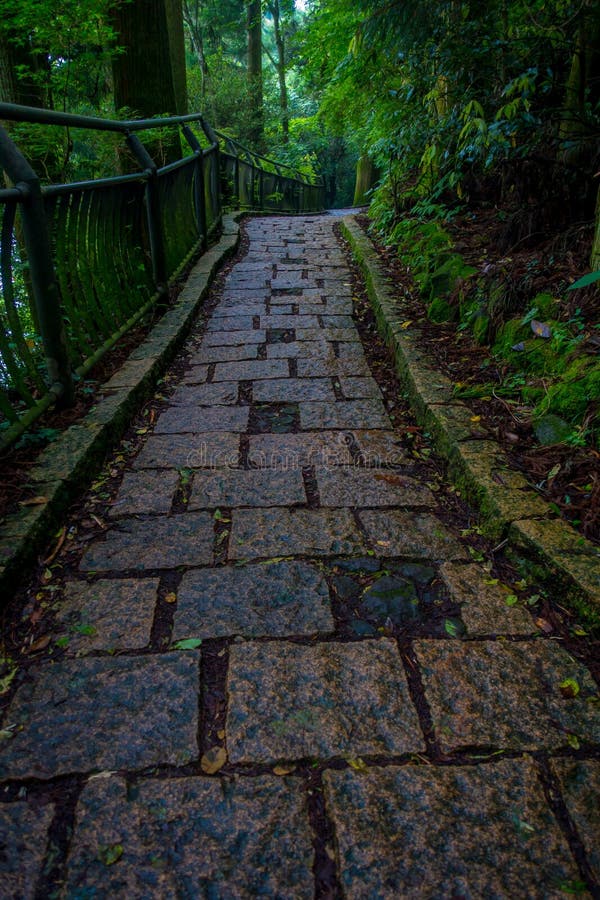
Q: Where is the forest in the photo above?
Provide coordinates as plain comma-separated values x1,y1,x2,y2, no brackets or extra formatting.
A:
1,0,599,540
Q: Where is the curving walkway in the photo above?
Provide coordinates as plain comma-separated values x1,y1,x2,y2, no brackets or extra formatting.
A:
1,215,600,897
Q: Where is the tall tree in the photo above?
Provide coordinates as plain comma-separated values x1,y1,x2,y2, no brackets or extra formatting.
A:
265,0,290,143
111,0,187,118
245,0,263,145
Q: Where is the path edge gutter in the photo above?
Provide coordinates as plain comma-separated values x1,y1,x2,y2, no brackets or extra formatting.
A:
341,214,600,616
0,214,242,601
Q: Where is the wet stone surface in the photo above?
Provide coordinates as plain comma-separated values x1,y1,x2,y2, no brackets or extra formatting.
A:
316,468,435,508
173,561,333,639
154,405,250,434
227,639,424,763
188,467,306,509
132,432,240,469
228,508,367,559
5,214,598,896
415,639,600,751
66,775,314,899
300,399,391,430
552,759,600,881
359,509,465,560
0,654,200,779
0,802,54,899
324,759,580,898
439,561,535,634
57,578,159,651
109,469,179,517
80,513,214,571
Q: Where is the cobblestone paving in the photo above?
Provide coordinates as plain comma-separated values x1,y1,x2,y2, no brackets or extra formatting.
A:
1,216,599,897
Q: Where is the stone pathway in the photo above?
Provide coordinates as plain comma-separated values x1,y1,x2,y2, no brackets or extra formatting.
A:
1,216,600,898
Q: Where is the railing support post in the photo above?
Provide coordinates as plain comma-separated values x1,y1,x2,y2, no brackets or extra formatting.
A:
126,133,168,298
0,126,74,406
182,125,208,252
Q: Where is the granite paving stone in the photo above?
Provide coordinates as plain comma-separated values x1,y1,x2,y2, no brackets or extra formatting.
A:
267,341,333,359
414,639,600,751
226,639,424,762
248,432,355,469
352,430,408,465
109,469,179,516
133,432,240,469
297,358,372,377
212,359,290,382
229,508,366,558
169,382,240,405
338,376,383,399
317,468,435,507
253,377,336,402
173,561,333,639
300,399,391,430
57,578,159,651
552,759,600,881
189,468,306,509
66,775,314,898
260,315,321,329
188,344,259,365
359,509,465,559
204,329,266,346
206,315,255,331
294,328,329,342
0,802,54,899
180,364,209,383
80,513,214,571
317,328,360,342
323,760,580,898
0,654,200,779
154,405,249,434
439,562,535,634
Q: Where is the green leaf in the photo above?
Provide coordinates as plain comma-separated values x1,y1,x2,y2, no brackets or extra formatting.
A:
99,844,124,866
504,594,519,607
172,638,202,650
444,618,459,637
567,270,600,290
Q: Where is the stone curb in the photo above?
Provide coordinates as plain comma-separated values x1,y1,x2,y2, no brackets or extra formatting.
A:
0,215,241,600
341,215,600,614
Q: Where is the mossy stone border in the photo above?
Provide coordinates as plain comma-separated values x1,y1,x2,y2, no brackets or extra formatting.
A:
341,215,600,616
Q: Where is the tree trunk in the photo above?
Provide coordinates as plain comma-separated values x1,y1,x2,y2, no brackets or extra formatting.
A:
166,0,188,115
270,0,289,143
183,0,209,97
559,0,600,166
111,0,187,163
353,155,379,206
245,0,263,147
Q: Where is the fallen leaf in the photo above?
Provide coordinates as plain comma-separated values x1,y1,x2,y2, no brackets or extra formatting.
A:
346,757,368,772
470,415,481,423
19,496,48,507
99,844,124,866
43,527,67,565
164,592,177,604
547,463,561,481
171,638,202,650
535,617,553,634
26,635,51,654
273,764,296,775
201,747,227,774
217,729,226,740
